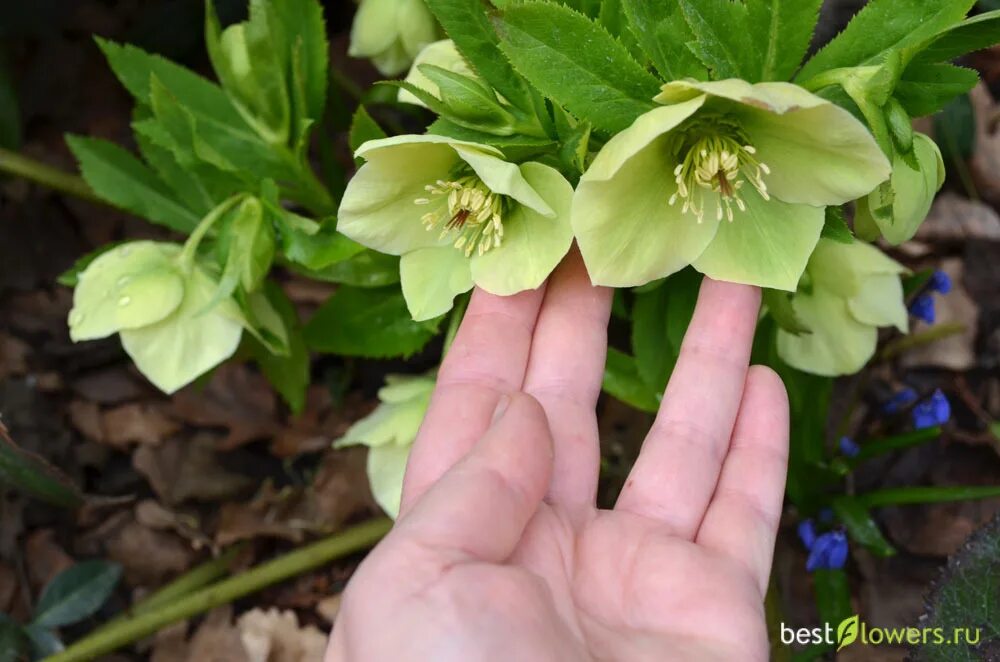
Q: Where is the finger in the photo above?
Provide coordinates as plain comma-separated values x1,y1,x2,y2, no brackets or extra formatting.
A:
394,393,553,562
616,278,760,537
522,248,612,510
696,366,789,596
401,285,545,513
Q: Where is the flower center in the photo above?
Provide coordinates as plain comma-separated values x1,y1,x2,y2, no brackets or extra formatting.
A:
414,174,505,257
669,129,771,224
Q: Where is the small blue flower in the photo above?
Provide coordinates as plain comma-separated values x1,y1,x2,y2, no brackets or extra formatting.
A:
798,519,817,549
806,531,849,572
929,270,952,294
839,436,861,458
912,389,951,430
884,387,918,414
909,293,935,324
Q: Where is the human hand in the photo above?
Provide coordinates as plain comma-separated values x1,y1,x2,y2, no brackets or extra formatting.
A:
326,250,789,661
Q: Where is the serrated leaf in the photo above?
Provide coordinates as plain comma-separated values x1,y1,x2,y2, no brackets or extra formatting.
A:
497,1,660,134
427,118,554,161
425,0,532,111
249,282,309,413
747,0,823,81
915,513,1000,661
831,496,896,557
820,206,854,243
621,0,707,80
268,0,329,124
303,285,439,358
348,105,387,167
0,422,84,509
797,0,975,83
913,9,1000,64
896,62,978,118
678,0,757,80
32,561,121,629
66,135,200,232
602,348,660,413
300,248,400,288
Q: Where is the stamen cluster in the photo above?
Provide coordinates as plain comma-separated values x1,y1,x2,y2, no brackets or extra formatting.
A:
415,174,506,257
669,128,771,224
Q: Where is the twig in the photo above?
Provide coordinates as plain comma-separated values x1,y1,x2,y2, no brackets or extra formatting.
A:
45,518,392,662
0,147,104,206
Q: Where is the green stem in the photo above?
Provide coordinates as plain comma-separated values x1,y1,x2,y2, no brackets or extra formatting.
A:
178,195,243,271
45,518,392,662
0,147,103,205
859,486,1000,509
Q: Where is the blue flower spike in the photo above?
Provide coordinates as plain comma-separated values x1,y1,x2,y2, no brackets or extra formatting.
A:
806,531,849,572
909,293,936,324
839,436,861,458
884,387,918,414
929,270,952,294
912,389,951,430
798,519,817,549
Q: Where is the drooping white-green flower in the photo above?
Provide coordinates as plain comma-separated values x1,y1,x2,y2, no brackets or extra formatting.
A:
335,374,434,518
398,39,473,107
573,79,892,291
338,135,574,320
68,241,244,393
349,0,438,76
777,239,908,376
855,132,945,245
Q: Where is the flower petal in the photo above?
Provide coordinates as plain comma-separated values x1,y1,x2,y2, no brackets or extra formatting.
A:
807,238,907,298
470,162,573,295
119,266,243,394
741,102,891,206
692,188,824,291
580,98,705,182
349,0,398,59
777,288,878,376
399,40,471,106
848,273,908,333
397,0,439,58
573,137,720,287
338,137,465,255
656,79,828,114
378,374,436,404
400,246,474,321
367,441,412,518
453,145,553,216
69,242,185,341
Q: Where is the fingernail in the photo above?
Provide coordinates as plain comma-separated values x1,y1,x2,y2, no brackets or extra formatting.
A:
491,394,511,425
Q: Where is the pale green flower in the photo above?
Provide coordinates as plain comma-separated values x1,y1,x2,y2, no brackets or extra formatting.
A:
776,239,908,376
573,79,891,291
68,241,243,394
335,374,435,518
398,39,473,107
349,0,438,76
338,135,574,320
855,133,945,245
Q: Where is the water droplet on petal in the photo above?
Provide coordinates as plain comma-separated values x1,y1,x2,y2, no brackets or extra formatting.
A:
116,276,131,288
118,296,132,307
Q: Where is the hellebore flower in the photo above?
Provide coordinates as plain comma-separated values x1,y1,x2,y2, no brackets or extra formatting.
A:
349,0,438,76
338,135,574,320
839,436,861,458
777,239,908,376
806,531,849,572
572,79,890,290
68,241,243,394
909,293,936,325
912,389,951,430
930,269,952,294
884,387,918,414
398,39,474,107
855,133,945,245
335,374,434,517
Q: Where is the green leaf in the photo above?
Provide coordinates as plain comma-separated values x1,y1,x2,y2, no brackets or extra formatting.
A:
797,0,975,82
0,422,84,508
427,118,555,160
913,9,1000,64
602,348,660,413
303,285,440,358
268,0,329,124
813,569,852,633
763,289,811,336
279,223,365,272
301,249,400,287
747,0,824,81
664,268,701,353
249,282,309,413
831,496,896,556
849,427,941,463
859,485,1000,508
916,513,1000,661
620,0,707,80
497,1,660,134
425,0,533,111
23,624,62,657
896,62,978,118
65,135,200,232
631,284,673,394
678,0,756,80
32,561,121,629
0,614,27,662
934,93,977,174
820,206,854,243
349,105,387,167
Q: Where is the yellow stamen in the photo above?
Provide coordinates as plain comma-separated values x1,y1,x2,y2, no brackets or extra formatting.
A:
415,174,507,257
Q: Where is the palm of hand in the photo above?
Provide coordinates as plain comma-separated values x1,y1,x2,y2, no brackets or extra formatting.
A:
328,253,788,662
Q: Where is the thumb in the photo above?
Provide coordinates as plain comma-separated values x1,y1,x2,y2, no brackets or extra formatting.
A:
393,392,554,562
